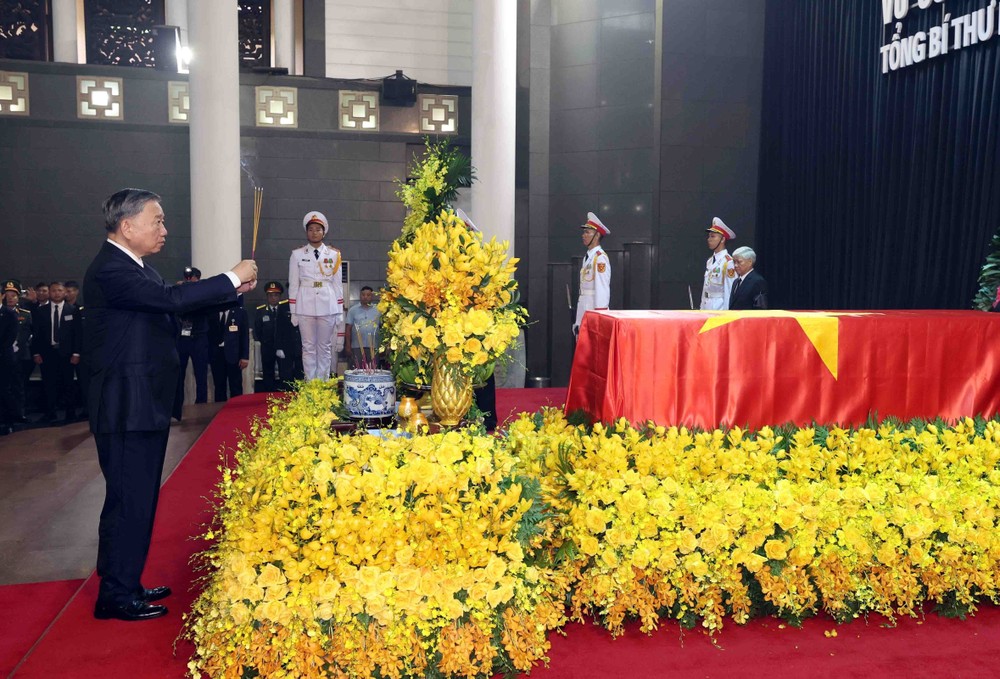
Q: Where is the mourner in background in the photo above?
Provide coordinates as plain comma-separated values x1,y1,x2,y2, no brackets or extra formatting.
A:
64,280,87,419
254,281,300,391
209,301,249,401
64,280,81,306
33,282,49,307
20,285,38,312
173,266,212,415
729,247,769,310
0,297,18,434
31,281,81,422
574,212,611,337
701,217,736,311
4,280,32,423
288,211,343,381
343,286,382,369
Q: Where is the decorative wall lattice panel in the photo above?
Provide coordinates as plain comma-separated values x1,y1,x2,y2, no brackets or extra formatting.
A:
77,75,124,119
0,71,30,116
167,80,188,123
339,91,378,131
255,85,297,127
83,0,165,68
418,94,458,134
0,0,50,61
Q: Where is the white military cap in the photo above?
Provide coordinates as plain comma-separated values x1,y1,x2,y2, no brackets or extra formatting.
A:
706,217,735,240
581,212,610,236
303,211,328,232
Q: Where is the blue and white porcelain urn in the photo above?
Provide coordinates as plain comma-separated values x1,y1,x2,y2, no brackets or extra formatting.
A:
343,369,396,419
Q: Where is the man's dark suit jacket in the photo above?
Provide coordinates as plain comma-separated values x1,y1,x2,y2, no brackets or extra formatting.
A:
83,241,237,434
728,270,769,310
209,305,249,364
31,301,81,357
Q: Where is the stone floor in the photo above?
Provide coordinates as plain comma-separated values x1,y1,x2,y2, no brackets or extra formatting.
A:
0,403,222,586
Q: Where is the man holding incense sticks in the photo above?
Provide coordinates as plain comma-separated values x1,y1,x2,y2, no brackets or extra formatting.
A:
288,211,344,380
84,188,257,621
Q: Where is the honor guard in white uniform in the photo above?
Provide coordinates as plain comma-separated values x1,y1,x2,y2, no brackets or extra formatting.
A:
289,211,344,380
574,212,611,336
701,217,736,311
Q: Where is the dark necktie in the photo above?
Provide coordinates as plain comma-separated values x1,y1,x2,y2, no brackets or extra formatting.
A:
314,249,319,260
732,277,743,298
53,304,60,344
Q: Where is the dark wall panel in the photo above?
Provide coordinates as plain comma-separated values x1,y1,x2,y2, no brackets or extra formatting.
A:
758,0,1000,310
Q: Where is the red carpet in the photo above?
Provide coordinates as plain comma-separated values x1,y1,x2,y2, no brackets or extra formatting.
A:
9,389,1000,678
0,579,84,677
11,393,267,678
498,387,566,426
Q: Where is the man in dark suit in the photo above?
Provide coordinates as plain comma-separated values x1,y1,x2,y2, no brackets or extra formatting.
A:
31,281,82,421
84,188,257,621
4,280,32,423
254,281,300,391
728,246,769,311
173,266,212,418
209,302,249,401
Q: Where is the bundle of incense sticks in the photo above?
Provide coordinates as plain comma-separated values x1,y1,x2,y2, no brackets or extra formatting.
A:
355,325,378,373
251,186,263,259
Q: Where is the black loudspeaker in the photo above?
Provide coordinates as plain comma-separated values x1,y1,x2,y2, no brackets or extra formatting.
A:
150,25,181,72
382,70,417,106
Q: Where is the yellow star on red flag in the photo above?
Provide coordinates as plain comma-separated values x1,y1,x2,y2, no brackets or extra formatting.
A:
690,310,874,379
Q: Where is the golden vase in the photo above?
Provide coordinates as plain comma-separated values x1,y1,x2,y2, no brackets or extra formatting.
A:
430,356,473,426
397,396,419,421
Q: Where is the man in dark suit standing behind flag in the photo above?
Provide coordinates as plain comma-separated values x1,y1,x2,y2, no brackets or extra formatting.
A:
728,246,768,310
83,188,257,621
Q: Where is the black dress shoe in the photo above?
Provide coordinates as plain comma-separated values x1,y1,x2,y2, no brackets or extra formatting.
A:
94,599,168,621
140,585,172,602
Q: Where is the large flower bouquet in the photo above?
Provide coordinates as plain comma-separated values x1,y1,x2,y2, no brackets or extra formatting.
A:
508,410,1000,635
185,385,1000,677
380,211,526,386
184,381,566,679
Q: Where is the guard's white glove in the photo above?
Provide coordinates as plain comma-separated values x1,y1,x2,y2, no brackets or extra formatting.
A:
11,341,17,353
290,314,299,327
276,349,285,359
572,324,579,337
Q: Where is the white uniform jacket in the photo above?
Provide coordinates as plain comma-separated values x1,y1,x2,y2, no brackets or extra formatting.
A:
575,245,611,328
700,248,735,311
288,243,344,317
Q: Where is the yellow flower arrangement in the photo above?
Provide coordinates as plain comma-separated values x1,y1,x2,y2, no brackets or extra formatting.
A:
395,139,474,245
186,385,1000,677
184,381,564,679
380,211,526,385
507,411,1000,634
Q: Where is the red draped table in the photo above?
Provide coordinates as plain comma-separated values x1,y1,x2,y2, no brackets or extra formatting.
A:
565,310,1000,429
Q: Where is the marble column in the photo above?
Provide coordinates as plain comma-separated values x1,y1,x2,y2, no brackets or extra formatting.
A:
187,1,242,275
471,0,517,251
51,0,80,63
273,0,296,73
